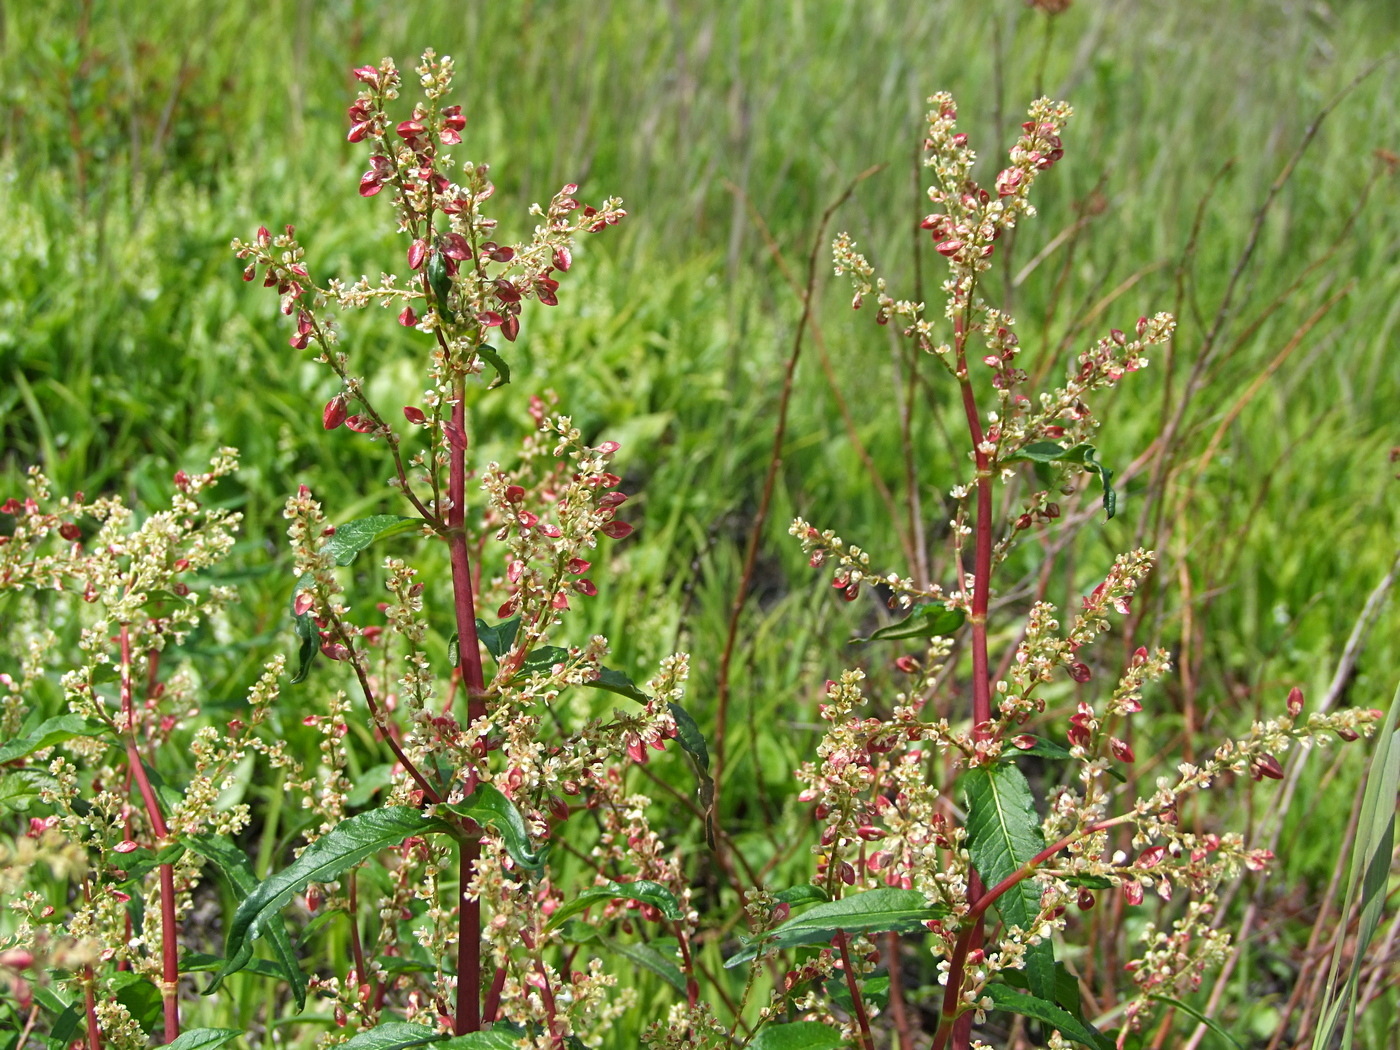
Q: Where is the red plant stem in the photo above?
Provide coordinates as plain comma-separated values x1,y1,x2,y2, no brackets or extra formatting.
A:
446,378,487,1035
347,874,371,1005
532,958,564,1047
834,930,875,1050
483,962,508,1023
949,309,994,1050
673,922,700,1008
119,626,180,1042
82,963,102,1050
885,930,913,1050
931,815,1131,1050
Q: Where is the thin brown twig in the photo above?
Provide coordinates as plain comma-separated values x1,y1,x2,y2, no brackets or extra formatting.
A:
710,164,883,860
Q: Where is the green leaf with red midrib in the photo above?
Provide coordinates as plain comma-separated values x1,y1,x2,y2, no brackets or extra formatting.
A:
962,762,1056,1002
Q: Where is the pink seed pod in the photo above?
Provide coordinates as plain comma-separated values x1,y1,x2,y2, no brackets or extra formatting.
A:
407,239,428,270
553,247,572,272
402,406,426,425
1136,846,1166,869
995,168,1024,196
323,395,349,430
1077,889,1096,911
601,520,633,539
398,305,419,327
1122,880,1144,906
1287,686,1304,717
1250,753,1286,781
344,415,376,433
1068,662,1092,683
935,239,964,257
1109,737,1135,763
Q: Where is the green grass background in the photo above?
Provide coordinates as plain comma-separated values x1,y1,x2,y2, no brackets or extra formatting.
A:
2,0,1398,1045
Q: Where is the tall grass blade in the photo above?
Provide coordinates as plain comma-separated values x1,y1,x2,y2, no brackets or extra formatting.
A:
1311,683,1400,1050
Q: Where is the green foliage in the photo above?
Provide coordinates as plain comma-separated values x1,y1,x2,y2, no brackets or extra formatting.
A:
961,763,1056,1002
725,889,945,968
1,3,1398,1047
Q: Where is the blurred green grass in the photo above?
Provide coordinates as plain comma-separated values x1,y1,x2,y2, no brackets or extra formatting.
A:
3,0,1399,1044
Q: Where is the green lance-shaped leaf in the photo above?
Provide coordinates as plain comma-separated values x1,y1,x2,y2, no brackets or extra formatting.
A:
850,603,966,645
725,887,944,968
185,833,306,1008
427,248,454,323
163,1030,245,1050
0,715,109,765
1149,995,1245,1050
667,700,709,769
474,616,522,660
475,344,511,388
774,884,831,907
547,879,684,929
290,579,318,686
437,783,544,872
326,515,419,567
982,984,1115,1050
597,937,687,996
1002,735,1125,783
748,1022,849,1050
335,1021,538,1050
962,762,1057,1002
0,769,54,815
218,807,445,983
1007,441,1118,519
338,1022,446,1050
590,666,652,704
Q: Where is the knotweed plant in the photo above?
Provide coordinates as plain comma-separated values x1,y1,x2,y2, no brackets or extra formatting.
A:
741,95,1382,1050
225,51,706,1047
1,51,703,1050
0,453,254,1047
